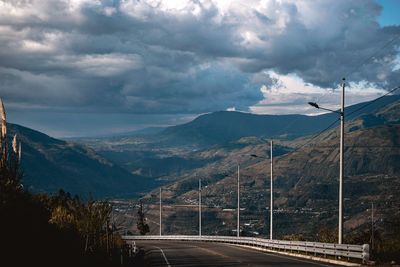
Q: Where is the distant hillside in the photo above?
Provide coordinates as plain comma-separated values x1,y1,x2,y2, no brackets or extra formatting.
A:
8,123,156,198
138,98,400,239
160,95,400,146
79,95,400,184
129,127,166,136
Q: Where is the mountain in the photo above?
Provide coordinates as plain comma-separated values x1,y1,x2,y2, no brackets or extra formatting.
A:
133,98,400,240
78,95,400,153
8,123,157,198
78,95,400,183
128,127,166,136
159,95,400,146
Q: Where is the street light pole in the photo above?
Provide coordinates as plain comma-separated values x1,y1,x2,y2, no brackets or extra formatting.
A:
270,140,273,240
199,177,202,237
159,188,162,236
250,151,274,240
237,164,240,238
371,202,374,250
308,78,346,244
339,78,345,244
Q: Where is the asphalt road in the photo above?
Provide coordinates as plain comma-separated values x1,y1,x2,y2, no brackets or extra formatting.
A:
132,240,341,267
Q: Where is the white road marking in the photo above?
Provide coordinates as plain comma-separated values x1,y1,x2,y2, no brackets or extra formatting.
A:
154,246,171,267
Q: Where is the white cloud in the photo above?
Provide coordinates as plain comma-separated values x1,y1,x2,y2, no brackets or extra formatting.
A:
0,0,399,136
71,53,142,77
250,71,388,115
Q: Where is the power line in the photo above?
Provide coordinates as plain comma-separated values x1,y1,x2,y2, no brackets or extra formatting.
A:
305,145,400,149
347,85,400,117
289,83,400,154
245,120,339,160
345,34,400,79
313,33,400,151
290,118,340,153
256,34,400,140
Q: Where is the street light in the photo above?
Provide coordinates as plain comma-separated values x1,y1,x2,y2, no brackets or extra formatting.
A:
199,177,202,237
308,77,345,244
251,140,274,240
308,102,319,109
307,102,342,115
237,165,240,238
220,170,240,237
159,188,162,236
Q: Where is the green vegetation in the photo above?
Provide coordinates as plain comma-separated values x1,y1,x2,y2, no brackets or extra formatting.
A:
136,201,150,235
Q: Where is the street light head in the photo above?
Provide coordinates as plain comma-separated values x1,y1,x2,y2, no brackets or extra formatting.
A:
308,102,319,109
250,154,258,158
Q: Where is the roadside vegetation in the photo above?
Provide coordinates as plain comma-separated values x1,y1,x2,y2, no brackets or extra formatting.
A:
0,100,130,267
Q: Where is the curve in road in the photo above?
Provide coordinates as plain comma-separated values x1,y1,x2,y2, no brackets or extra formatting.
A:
133,240,342,267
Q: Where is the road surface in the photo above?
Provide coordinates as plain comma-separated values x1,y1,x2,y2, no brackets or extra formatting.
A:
132,240,341,267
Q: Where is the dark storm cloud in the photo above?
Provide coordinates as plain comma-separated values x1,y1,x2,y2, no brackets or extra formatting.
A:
232,1,400,88
0,0,399,118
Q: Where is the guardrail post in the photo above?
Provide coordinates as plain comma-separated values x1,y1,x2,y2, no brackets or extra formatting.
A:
334,244,337,260
362,244,370,264
314,242,317,257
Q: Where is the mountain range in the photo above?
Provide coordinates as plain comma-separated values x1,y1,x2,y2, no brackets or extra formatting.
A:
8,123,157,198
113,96,400,240
76,95,400,182
157,95,400,146
9,94,400,214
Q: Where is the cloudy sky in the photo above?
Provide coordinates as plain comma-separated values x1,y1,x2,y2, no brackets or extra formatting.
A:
1,0,399,137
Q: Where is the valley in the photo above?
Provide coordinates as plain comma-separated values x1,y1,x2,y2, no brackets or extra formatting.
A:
9,95,400,242
73,96,400,244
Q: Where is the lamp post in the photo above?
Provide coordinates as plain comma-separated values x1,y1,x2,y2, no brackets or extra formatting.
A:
199,177,202,237
308,77,345,244
270,140,273,240
237,164,240,238
251,140,274,240
159,188,162,236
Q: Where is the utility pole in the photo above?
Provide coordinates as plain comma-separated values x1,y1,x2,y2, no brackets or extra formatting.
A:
371,202,374,250
159,188,162,236
270,140,273,240
111,203,115,248
339,78,345,244
106,218,109,254
237,164,240,238
199,178,202,237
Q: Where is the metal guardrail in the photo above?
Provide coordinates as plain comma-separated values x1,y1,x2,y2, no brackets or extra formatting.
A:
122,235,370,263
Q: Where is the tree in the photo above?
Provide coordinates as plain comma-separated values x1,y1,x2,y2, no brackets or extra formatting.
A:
137,201,149,235
317,225,337,243
0,99,124,266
